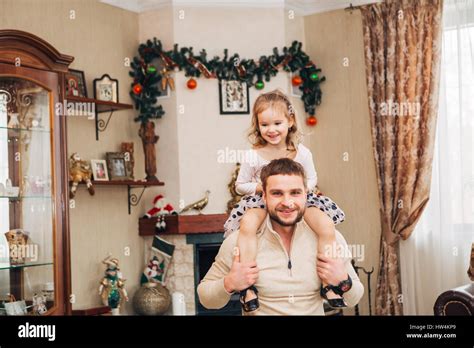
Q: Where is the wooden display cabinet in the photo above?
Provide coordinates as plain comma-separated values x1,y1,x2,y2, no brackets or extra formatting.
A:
0,30,73,315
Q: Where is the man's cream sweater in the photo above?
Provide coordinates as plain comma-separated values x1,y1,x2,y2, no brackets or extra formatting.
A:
197,216,364,315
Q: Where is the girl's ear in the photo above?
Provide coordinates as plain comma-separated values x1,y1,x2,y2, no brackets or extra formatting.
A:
288,116,295,129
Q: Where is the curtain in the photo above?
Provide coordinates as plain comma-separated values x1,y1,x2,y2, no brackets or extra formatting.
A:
360,0,443,315
400,0,474,315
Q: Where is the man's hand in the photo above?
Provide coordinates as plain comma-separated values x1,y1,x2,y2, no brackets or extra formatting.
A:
224,247,259,293
317,253,348,286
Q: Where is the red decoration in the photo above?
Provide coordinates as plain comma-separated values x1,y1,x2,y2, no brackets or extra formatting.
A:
133,84,143,95
306,116,317,126
292,75,303,86
187,78,197,90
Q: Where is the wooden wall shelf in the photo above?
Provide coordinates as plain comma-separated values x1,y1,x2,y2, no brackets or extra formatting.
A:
139,213,228,236
73,180,164,214
67,95,133,140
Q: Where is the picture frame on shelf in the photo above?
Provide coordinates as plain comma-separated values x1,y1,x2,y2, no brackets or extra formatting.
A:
90,159,109,181
218,80,250,114
93,74,118,103
65,69,87,98
106,152,132,180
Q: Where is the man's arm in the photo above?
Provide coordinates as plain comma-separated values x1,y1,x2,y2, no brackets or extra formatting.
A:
342,256,364,307
317,231,364,308
197,234,260,310
197,238,234,310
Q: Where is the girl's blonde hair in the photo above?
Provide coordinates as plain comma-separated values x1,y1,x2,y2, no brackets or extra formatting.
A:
248,89,301,150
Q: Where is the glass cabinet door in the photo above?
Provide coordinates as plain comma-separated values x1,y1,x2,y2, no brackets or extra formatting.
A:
0,77,56,315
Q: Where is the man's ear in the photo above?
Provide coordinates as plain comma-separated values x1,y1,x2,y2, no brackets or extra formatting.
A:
262,190,266,204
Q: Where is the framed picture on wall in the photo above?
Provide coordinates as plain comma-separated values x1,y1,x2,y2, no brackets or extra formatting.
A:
93,74,118,103
65,69,87,98
219,80,250,114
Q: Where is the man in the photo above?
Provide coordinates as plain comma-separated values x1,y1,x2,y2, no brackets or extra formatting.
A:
197,158,364,315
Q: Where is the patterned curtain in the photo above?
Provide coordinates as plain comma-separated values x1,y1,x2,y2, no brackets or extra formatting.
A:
360,0,443,315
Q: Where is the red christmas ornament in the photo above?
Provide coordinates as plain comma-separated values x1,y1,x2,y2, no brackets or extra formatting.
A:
187,78,197,90
292,75,303,86
133,84,143,95
306,116,317,126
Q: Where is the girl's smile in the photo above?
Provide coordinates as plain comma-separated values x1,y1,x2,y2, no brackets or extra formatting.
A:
257,107,294,147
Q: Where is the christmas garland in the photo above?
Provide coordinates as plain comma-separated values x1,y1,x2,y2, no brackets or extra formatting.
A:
129,38,325,125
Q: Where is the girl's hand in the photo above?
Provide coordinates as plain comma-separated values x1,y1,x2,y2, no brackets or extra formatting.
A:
317,253,348,286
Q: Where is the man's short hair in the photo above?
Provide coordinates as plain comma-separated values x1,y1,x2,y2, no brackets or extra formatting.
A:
260,158,307,192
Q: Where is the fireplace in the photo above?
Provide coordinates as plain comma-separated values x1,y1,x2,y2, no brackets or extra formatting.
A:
186,234,241,316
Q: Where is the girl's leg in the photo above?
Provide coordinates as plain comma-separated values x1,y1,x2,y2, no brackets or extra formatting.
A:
304,207,342,301
238,208,267,302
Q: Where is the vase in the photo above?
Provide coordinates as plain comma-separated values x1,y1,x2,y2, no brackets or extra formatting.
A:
132,282,171,315
138,121,159,181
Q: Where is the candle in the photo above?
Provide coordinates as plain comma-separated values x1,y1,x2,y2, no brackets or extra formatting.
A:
172,292,186,315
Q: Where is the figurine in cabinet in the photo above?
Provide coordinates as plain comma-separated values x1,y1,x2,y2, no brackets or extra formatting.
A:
4,229,30,265
69,153,95,198
32,293,48,315
7,112,20,128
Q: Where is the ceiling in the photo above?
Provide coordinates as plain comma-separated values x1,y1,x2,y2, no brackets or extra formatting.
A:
100,0,381,15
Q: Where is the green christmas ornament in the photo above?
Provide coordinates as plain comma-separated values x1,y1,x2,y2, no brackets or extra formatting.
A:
255,80,265,90
310,73,319,81
147,65,157,74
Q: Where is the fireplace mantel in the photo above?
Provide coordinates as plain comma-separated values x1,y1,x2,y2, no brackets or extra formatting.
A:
138,213,228,236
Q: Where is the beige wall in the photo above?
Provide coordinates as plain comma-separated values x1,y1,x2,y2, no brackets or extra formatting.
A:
173,7,287,213
1,0,141,313
304,9,381,315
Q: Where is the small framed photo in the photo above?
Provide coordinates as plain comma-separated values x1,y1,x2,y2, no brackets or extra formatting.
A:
65,69,87,98
106,152,132,180
290,72,303,97
93,74,118,103
219,80,250,114
90,160,109,181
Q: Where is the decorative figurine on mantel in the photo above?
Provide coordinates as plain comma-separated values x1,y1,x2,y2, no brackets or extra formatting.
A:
143,194,177,218
143,194,177,233
179,190,210,214
69,153,95,199
227,163,243,213
99,255,129,315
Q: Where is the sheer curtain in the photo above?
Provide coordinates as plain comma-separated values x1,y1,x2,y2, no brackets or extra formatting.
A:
400,0,474,315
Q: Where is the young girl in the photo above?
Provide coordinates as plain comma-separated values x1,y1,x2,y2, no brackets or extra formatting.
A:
224,89,346,312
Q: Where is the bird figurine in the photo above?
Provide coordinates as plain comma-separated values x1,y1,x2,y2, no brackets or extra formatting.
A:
180,190,210,214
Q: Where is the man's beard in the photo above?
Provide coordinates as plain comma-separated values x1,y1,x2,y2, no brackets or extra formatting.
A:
268,206,305,227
